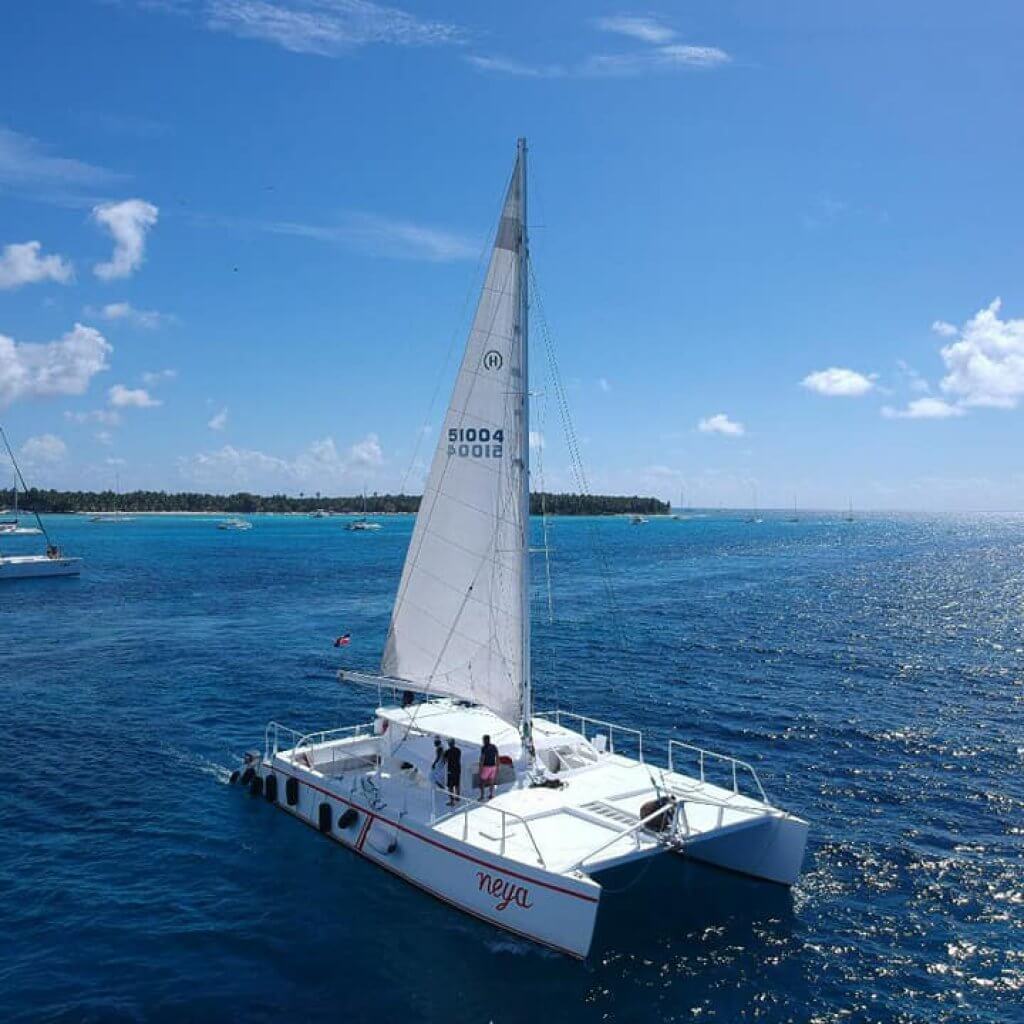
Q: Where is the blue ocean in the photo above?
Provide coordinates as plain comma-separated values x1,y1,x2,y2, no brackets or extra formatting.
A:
2,512,1021,1022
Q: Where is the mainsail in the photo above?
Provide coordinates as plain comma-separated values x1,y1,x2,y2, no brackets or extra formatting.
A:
382,140,529,727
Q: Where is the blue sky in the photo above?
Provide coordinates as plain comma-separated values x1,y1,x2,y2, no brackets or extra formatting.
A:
1,0,1022,509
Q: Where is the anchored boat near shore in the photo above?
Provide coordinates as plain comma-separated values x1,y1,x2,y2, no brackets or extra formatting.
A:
0,427,80,580
236,140,807,958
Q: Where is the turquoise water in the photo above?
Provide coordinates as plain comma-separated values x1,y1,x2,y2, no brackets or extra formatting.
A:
2,512,1022,1022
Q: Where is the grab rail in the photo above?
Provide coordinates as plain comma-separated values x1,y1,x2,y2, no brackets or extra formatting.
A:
668,740,769,805
430,787,547,868
536,709,644,763
264,721,375,764
570,798,681,872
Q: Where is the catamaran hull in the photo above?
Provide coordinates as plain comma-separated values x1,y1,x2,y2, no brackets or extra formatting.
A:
681,812,808,886
0,557,81,579
255,761,602,958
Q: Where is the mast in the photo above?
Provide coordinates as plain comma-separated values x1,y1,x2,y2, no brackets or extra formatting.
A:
517,137,532,745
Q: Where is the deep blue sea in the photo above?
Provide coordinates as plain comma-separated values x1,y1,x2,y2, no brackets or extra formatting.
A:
2,511,1022,1022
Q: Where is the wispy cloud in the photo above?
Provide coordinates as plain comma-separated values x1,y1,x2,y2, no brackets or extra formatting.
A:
142,369,178,386
594,15,676,45
468,13,729,80
204,0,465,56
0,126,123,194
20,433,68,464
0,241,74,290
208,407,228,431
258,212,477,262
87,301,174,329
464,54,566,78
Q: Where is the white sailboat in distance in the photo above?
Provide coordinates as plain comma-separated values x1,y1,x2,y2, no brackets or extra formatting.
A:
0,427,80,580
237,141,807,958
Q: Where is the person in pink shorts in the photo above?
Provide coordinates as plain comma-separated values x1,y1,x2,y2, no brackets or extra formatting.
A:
478,734,499,801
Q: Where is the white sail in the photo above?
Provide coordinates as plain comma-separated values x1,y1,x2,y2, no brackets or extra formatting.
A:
382,142,529,726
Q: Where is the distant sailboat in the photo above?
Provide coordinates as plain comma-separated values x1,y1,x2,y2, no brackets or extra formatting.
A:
91,473,135,523
845,498,854,522
0,426,80,580
346,490,382,531
787,495,799,523
217,516,253,531
746,484,762,524
237,140,808,958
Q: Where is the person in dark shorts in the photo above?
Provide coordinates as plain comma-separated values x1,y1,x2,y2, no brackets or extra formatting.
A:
444,738,462,806
479,734,499,801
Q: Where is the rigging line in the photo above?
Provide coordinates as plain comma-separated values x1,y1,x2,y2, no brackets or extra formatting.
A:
529,258,664,793
0,426,52,547
528,259,628,652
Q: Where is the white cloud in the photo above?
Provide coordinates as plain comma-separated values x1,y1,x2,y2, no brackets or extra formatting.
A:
64,408,121,426
347,432,383,466
0,323,112,407
896,359,930,394
0,241,73,290
108,384,161,408
262,213,477,262
0,126,121,191
89,301,172,329
938,298,1024,409
598,377,611,393
95,430,114,445
141,368,177,386
582,44,730,74
208,407,228,431
931,320,958,338
464,54,565,78
801,367,876,397
698,413,745,437
179,432,386,490
470,44,729,78
20,433,67,463
882,397,965,420
594,15,676,44
471,12,728,79
205,0,464,56
92,199,159,280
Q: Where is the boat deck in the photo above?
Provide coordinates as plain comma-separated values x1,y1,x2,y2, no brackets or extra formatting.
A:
273,738,784,877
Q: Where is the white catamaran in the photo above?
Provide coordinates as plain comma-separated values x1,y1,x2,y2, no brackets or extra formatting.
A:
237,141,807,958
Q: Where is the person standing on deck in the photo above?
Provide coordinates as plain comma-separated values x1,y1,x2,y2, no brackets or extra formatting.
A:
479,734,499,801
444,738,462,807
430,737,446,790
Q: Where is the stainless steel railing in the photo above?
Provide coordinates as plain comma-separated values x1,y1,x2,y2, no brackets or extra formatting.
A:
536,708,645,763
668,739,769,805
429,785,548,868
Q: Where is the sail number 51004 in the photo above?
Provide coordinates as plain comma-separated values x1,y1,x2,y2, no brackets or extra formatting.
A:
448,427,503,459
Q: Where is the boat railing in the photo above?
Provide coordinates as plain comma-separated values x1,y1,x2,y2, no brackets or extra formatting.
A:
430,786,548,868
536,709,644,763
668,740,769,805
264,720,376,763
569,797,690,872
